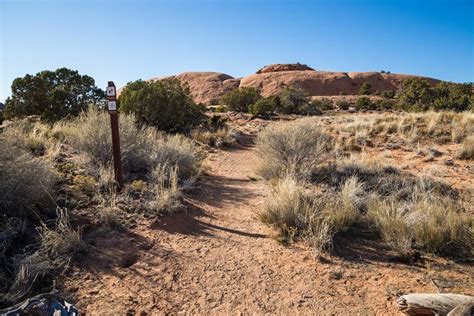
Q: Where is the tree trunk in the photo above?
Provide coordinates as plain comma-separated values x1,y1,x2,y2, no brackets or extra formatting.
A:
397,293,474,316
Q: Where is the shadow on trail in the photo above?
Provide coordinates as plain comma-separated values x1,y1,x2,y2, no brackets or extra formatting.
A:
192,174,258,208
152,206,266,239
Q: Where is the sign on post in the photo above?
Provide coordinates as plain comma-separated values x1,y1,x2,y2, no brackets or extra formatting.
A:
107,81,123,190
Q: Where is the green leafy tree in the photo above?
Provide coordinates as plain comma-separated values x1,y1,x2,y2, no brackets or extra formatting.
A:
250,97,276,118
359,82,372,95
220,87,261,112
119,78,205,132
397,78,436,111
4,68,104,122
278,87,310,114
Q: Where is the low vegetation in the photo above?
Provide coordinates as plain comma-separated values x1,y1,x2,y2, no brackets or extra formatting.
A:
397,79,472,112
256,119,333,181
220,87,261,112
0,106,204,307
457,135,474,160
258,118,473,260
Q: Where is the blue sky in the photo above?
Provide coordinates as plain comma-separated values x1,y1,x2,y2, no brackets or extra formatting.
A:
1,0,473,101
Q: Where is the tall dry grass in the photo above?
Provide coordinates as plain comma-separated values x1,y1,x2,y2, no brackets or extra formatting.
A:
260,177,360,255
0,136,56,217
257,116,472,259
256,119,332,181
59,106,203,182
457,135,474,160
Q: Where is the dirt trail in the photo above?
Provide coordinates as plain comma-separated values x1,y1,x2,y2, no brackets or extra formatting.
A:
67,133,472,315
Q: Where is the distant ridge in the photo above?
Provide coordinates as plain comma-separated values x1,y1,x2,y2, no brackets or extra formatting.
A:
124,64,441,104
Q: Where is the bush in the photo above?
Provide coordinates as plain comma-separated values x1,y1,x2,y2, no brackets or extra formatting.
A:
192,128,237,148
249,97,276,117
373,98,396,110
61,106,202,180
0,135,56,217
256,119,332,181
119,78,205,132
380,90,395,99
301,98,333,115
457,135,474,160
356,96,375,110
367,192,472,258
3,68,104,122
336,100,351,110
397,78,436,111
397,79,473,112
260,177,360,253
220,87,261,112
277,87,310,114
432,82,473,112
359,82,372,95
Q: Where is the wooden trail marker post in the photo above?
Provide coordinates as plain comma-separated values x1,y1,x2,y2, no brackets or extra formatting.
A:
106,81,123,190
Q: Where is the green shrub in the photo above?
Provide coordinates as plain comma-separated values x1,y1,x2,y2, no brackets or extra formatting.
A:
320,98,334,111
397,78,436,111
380,90,396,99
397,79,473,112
3,68,104,122
359,82,372,95
205,115,228,131
215,105,228,113
356,96,375,110
432,82,473,112
373,99,395,110
256,119,332,181
119,78,205,132
250,97,276,117
220,87,261,112
278,87,310,114
299,99,333,115
336,100,351,110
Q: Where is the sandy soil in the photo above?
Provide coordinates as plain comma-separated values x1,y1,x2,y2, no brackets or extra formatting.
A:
64,132,473,315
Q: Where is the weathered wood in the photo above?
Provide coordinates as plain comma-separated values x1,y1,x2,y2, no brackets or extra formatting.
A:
397,293,474,316
447,302,474,316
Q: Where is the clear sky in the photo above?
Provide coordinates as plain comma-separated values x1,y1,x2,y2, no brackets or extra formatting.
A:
1,0,473,101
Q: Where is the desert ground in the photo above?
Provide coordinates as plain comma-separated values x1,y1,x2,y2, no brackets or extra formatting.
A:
58,112,473,315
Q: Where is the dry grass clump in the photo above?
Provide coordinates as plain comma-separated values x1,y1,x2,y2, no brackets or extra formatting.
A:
321,111,473,150
1,207,84,307
60,106,203,181
367,189,473,258
457,135,474,160
58,107,202,218
60,106,158,176
312,155,458,200
1,118,62,159
38,208,85,263
260,177,360,254
0,136,56,217
258,117,471,259
191,128,238,148
256,119,332,181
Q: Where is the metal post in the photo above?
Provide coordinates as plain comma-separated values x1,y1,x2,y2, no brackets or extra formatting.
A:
106,81,123,190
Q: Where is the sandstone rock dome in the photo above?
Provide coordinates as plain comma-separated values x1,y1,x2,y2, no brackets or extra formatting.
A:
125,63,441,104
